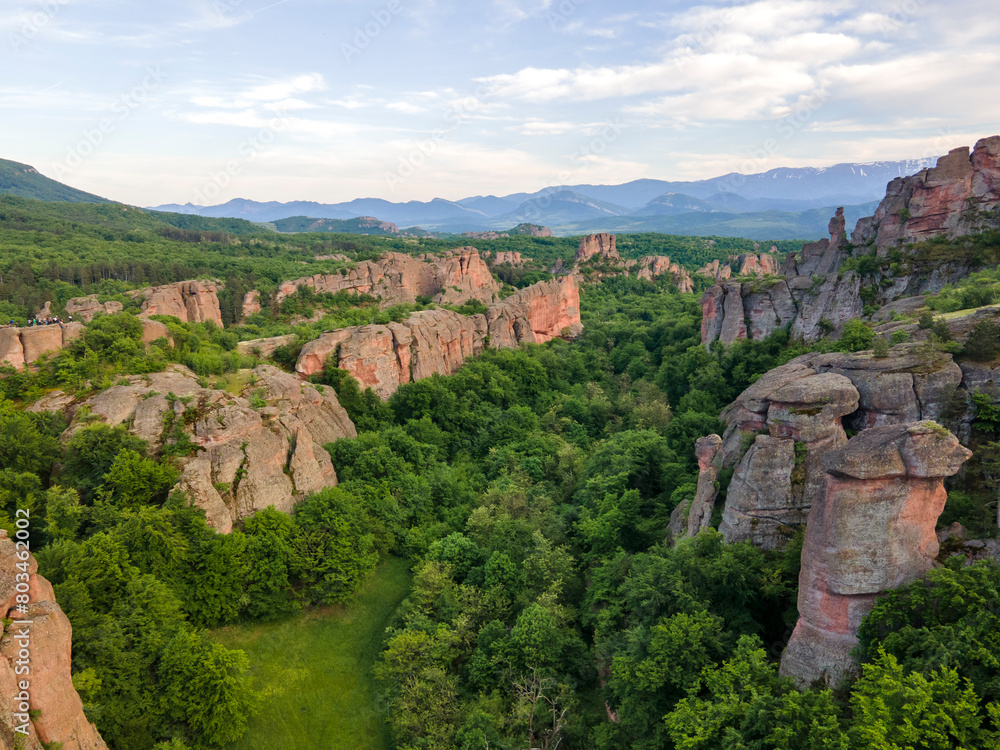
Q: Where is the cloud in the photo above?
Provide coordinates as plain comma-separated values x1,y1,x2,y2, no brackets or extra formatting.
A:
515,120,579,135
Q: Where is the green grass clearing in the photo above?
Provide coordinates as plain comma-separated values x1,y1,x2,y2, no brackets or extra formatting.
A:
210,558,412,750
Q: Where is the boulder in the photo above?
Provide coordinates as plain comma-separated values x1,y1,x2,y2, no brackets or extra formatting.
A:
576,233,618,263
140,319,172,345
20,326,64,364
236,333,298,358
779,422,971,687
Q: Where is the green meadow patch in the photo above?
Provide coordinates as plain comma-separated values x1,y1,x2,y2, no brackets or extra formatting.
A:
211,558,412,750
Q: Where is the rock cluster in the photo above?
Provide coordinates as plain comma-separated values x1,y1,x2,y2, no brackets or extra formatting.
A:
696,252,780,282
241,290,262,319
296,275,583,398
701,210,861,347
779,422,971,687
64,295,124,322
39,364,355,533
272,248,501,307
0,532,109,749
677,346,964,550
1,320,169,370
128,280,224,326
573,234,694,292
491,251,524,266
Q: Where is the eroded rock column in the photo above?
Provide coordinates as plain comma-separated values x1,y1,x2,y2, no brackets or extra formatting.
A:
779,421,971,687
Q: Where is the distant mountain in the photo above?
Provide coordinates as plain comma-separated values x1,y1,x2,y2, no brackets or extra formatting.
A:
557,201,882,241
148,156,940,235
494,190,631,225
0,158,110,203
632,193,724,216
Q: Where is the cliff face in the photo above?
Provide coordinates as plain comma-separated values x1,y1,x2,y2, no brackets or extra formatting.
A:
34,365,355,534
779,422,971,687
853,136,1000,251
0,533,109,750
296,275,583,398
274,248,501,307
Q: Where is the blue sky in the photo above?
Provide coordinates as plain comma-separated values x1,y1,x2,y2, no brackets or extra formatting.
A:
2,0,998,206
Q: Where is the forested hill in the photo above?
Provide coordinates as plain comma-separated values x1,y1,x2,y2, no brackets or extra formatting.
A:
0,157,111,203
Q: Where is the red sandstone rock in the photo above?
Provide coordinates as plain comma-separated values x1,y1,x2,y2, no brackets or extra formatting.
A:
20,326,64,364
273,248,500,308
241,290,262,319
493,251,524,265
132,280,224,326
0,329,24,370
853,137,1000,251
0,534,109,749
64,295,124,322
296,276,583,397
575,233,618,263
779,421,971,687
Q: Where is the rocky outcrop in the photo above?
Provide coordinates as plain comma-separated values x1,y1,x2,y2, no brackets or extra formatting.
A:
130,280,224,327
573,234,694,292
779,422,971,687
0,532,109,750
576,233,618,263
64,295,124,322
708,346,962,548
0,324,89,369
696,253,779,281
41,365,355,533
492,251,524,265
296,276,583,398
236,333,297,357
701,211,861,348
273,248,501,308
853,137,1000,251
241,290,262,319
669,435,724,541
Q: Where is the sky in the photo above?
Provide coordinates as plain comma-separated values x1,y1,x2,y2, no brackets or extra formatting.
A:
2,0,999,207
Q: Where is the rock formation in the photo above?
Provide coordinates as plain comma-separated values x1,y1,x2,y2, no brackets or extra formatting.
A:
0,324,86,370
37,365,355,533
272,248,501,308
64,295,124,322
853,136,1000,251
779,422,971,687
701,211,861,348
696,252,779,282
492,251,524,265
0,531,109,750
681,346,963,549
241,290,262,319
572,234,694,292
702,137,1000,349
236,333,297,357
129,280,224,327
576,233,618,263
296,275,583,398
668,435,723,540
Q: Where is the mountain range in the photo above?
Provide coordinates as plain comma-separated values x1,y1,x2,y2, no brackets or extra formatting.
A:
0,155,940,240
148,158,938,238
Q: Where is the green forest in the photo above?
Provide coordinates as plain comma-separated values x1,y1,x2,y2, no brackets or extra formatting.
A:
1,197,999,749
